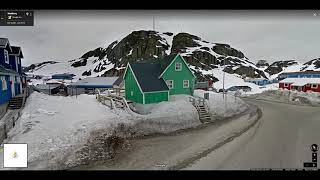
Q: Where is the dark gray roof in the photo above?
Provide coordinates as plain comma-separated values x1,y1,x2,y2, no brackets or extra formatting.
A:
130,62,169,92
10,46,23,58
0,38,8,47
52,73,76,77
0,38,11,51
137,54,177,74
113,74,124,86
36,84,61,90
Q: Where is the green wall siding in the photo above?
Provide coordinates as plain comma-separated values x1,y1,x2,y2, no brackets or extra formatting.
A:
144,91,169,104
162,55,195,96
124,67,143,104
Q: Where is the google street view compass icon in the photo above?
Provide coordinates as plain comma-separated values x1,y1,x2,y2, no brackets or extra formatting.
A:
310,144,318,152
304,144,318,168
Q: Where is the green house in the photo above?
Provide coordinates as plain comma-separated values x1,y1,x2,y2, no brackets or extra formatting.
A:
123,54,196,104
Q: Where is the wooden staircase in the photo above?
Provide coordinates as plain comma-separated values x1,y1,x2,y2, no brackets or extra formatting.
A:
8,96,24,110
196,105,211,122
189,96,211,123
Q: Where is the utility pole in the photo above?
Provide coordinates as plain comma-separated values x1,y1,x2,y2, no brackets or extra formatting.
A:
223,59,226,100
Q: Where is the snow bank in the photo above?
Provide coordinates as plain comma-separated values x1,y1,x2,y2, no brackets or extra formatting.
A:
0,92,132,169
247,89,320,106
0,91,253,169
194,90,249,119
130,95,201,134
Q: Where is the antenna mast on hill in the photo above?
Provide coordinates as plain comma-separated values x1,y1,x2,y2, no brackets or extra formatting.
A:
153,16,155,31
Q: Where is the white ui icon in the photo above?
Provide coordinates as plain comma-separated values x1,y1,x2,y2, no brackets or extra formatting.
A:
3,144,28,168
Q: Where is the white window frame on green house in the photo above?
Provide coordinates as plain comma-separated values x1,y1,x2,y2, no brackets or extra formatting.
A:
166,80,174,89
183,80,189,88
175,63,182,71
4,50,9,64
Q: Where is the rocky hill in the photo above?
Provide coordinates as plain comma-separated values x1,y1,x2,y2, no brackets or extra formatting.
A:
256,60,269,68
24,30,270,83
301,58,320,71
265,60,299,76
23,30,320,83
23,61,59,73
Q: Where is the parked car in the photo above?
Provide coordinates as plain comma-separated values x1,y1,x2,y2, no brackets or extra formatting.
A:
218,89,225,93
226,86,252,92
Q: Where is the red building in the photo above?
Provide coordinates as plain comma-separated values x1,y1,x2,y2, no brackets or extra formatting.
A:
279,78,320,93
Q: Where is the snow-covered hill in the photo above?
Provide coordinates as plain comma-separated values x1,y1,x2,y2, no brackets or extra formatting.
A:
24,30,268,82
24,30,320,87
266,59,320,79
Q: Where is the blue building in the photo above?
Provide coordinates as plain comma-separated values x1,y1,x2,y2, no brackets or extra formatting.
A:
0,38,24,109
278,71,320,81
52,73,76,80
245,78,271,86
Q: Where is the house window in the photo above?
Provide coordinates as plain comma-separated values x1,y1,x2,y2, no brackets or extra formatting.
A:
306,84,310,87
166,80,174,89
1,77,7,90
284,83,289,87
311,84,318,89
4,50,9,64
183,80,189,88
16,57,20,65
175,63,182,71
130,91,133,96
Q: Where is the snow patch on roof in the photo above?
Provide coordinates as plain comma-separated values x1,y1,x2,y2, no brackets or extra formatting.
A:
280,78,320,86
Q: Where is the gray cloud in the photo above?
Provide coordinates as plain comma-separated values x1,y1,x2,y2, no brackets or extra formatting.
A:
1,10,320,66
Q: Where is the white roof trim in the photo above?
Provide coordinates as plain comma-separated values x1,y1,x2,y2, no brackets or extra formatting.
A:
125,63,144,94
0,40,12,52
144,90,169,93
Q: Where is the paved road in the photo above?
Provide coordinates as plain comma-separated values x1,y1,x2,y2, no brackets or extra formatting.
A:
186,98,320,170
76,104,259,170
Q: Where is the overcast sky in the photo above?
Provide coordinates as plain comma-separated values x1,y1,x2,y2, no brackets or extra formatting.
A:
1,10,320,66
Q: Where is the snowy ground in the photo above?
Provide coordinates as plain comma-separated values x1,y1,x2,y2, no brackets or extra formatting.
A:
186,98,320,170
78,102,260,170
0,92,132,169
130,95,200,134
194,90,249,119
0,90,253,170
245,89,320,107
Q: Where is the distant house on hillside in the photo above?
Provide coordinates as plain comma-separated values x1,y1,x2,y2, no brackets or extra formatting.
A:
194,80,213,91
35,84,64,95
67,77,118,95
52,73,76,80
245,78,270,86
278,71,320,81
279,78,320,93
123,54,196,104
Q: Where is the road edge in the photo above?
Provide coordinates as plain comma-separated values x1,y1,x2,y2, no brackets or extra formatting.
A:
168,103,262,170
